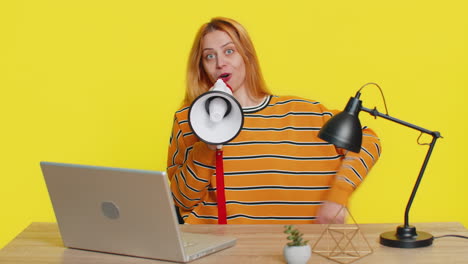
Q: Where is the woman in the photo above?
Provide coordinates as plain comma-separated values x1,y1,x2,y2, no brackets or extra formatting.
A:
167,17,381,224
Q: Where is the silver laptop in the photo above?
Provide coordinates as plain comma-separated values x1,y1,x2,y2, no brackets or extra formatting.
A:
40,161,236,262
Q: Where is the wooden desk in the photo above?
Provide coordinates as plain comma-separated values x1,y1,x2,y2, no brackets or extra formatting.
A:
0,222,467,263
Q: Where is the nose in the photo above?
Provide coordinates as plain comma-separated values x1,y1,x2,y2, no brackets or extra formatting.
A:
216,54,227,69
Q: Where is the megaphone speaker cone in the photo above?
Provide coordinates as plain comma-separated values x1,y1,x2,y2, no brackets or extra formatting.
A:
207,97,231,123
189,91,244,145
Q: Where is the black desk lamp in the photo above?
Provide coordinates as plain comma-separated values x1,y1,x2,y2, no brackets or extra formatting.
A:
318,83,442,248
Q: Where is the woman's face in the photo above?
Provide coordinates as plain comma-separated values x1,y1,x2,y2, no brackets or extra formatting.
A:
201,30,246,93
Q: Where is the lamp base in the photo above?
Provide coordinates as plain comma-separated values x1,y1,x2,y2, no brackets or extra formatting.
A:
380,225,433,248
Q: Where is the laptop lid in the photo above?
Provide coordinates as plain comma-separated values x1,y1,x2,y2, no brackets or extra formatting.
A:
40,161,236,262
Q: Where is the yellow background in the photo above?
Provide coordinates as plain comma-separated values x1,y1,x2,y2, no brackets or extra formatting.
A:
1,0,467,248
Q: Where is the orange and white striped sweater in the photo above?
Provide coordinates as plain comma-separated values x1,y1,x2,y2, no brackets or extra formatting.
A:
167,95,381,224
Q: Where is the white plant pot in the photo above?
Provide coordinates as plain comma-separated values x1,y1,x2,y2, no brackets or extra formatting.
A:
283,244,311,264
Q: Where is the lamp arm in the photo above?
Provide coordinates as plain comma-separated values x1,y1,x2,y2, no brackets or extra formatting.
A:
360,106,440,137
361,105,442,228
402,135,438,227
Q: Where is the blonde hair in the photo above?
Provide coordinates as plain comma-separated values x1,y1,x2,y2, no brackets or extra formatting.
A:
183,17,270,106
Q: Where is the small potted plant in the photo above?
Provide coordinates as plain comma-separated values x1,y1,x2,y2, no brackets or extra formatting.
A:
283,225,311,264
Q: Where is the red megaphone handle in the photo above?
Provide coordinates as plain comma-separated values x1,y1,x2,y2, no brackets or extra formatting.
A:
216,149,227,224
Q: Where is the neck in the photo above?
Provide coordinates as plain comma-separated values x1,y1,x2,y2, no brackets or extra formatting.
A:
233,87,263,107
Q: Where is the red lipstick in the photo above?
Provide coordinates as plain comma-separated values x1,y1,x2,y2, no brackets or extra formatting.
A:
218,73,231,83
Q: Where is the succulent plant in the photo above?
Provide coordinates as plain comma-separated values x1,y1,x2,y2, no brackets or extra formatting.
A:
284,225,309,247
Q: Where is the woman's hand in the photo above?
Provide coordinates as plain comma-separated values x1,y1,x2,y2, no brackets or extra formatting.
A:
206,144,217,150
316,201,347,224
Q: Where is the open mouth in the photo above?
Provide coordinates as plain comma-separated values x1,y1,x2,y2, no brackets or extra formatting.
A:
218,73,231,81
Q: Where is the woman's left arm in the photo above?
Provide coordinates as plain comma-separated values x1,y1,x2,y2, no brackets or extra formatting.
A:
318,127,381,223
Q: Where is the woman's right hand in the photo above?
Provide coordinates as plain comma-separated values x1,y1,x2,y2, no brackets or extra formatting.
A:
206,144,217,150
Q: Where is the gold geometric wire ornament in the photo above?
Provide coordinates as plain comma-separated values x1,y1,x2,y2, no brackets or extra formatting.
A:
312,206,373,264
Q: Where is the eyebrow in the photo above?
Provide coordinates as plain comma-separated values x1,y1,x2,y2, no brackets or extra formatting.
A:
202,41,234,52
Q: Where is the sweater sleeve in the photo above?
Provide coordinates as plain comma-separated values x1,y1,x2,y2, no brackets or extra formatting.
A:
320,107,382,206
166,114,217,210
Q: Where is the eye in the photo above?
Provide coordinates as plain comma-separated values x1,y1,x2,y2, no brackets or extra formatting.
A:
225,49,234,55
205,53,216,60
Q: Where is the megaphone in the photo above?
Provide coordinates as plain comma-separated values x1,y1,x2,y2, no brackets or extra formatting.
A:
188,79,244,145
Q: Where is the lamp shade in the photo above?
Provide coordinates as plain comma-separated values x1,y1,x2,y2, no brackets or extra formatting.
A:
318,96,363,153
